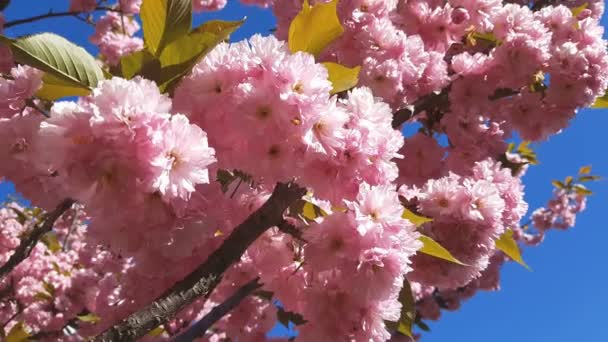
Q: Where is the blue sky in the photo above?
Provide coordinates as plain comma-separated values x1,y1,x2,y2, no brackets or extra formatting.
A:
1,1,607,341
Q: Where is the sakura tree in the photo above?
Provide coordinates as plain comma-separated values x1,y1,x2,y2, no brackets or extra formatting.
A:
0,0,605,341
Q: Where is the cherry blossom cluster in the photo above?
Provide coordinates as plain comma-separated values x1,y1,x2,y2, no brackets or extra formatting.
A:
408,175,592,325
269,0,608,170
90,10,143,66
515,187,587,246
174,35,404,202
0,203,106,339
0,0,604,340
399,159,526,289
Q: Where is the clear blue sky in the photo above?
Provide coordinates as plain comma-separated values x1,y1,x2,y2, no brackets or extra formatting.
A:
1,2,607,341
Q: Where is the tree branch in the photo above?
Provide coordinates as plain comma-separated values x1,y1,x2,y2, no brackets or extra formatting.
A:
3,7,122,28
392,87,450,129
173,278,263,342
277,220,307,242
94,182,306,341
0,198,74,280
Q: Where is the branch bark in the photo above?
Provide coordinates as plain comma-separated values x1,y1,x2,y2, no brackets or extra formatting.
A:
392,87,450,129
94,182,306,341
173,278,263,342
0,198,74,280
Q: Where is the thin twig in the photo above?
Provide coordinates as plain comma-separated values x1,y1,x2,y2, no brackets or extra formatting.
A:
4,7,122,28
94,182,306,341
173,278,263,341
229,179,243,199
25,99,49,118
61,210,79,252
0,302,29,333
0,199,74,280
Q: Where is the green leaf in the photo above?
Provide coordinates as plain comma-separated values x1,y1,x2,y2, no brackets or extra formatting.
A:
159,32,215,67
578,165,592,175
120,50,157,79
140,0,192,56
6,322,30,342
77,313,101,324
156,19,244,92
516,141,539,165
573,184,593,196
36,73,91,100
159,17,246,68
419,235,467,265
495,229,530,270
552,180,566,189
591,92,608,108
570,3,588,17
9,207,27,225
159,18,246,68
34,291,53,302
289,199,327,222
288,0,344,56
51,261,71,277
402,209,433,227
41,232,61,254
322,62,360,94
395,279,416,338
147,326,166,337
578,175,601,182
0,33,104,91
42,281,56,296
466,30,500,47
564,176,574,186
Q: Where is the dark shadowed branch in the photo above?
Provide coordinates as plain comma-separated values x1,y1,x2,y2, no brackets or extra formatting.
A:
94,182,306,342
173,278,263,342
392,88,450,129
0,198,75,280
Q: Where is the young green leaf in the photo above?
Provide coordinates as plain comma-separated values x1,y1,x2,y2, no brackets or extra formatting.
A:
402,209,433,227
290,199,327,222
36,73,91,100
495,229,530,270
578,165,592,175
552,180,566,189
573,184,593,196
288,0,344,56
0,33,104,91
34,291,54,302
395,279,416,338
6,322,30,342
77,313,101,324
419,235,467,265
120,50,157,79
322,62,361,94
578,175,601,182
591,92,608,108
160,18,246,68
570,3,589,17
140,0,192,56
156,19,244,92
41,232,62,254
147,326,166,337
